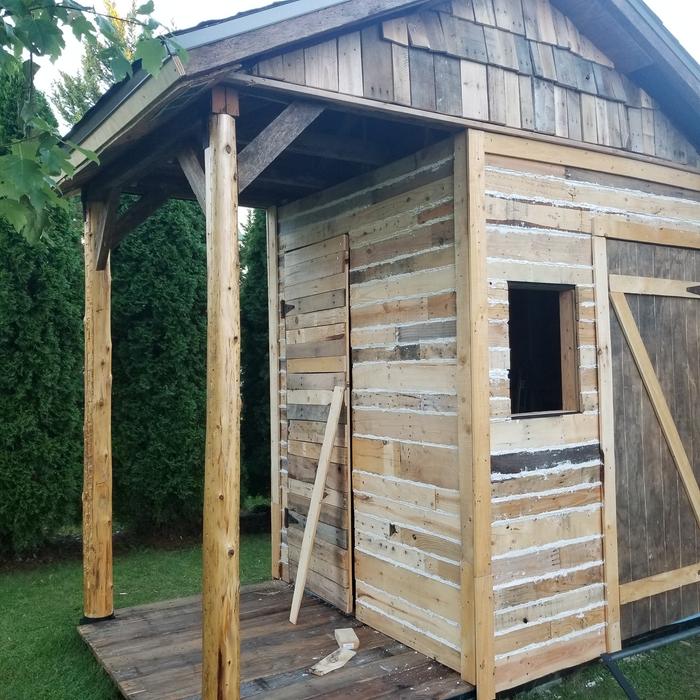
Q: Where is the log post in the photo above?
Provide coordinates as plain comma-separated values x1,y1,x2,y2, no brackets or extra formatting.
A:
82,198,114,621
202,92,241,700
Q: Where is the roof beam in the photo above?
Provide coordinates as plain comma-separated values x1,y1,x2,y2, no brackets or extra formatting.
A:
238,101,324,193
88,119,203,199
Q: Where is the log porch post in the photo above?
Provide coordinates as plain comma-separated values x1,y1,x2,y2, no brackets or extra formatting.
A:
202,88,242,700
82,199,114,621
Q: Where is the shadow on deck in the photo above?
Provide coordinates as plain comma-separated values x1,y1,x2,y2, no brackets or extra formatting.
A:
78,580,474,699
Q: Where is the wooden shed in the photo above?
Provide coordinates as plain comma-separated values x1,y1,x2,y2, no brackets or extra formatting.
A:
63,0,700,698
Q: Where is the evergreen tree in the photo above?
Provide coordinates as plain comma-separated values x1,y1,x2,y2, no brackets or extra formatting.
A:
240,209,270,497
0,71,84,555
111,202,207,533
51,4,210,533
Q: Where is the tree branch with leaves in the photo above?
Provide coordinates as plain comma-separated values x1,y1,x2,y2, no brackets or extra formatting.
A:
0,0,185,241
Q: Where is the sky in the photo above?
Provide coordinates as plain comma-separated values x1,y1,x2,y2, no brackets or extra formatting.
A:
35,0,700,116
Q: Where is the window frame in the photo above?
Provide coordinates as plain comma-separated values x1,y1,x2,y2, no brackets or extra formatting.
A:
507,281,581,419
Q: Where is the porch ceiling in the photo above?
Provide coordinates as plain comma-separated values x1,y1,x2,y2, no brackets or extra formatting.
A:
68,88,454,211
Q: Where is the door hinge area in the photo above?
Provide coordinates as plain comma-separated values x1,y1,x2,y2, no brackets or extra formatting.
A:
281,300,295,318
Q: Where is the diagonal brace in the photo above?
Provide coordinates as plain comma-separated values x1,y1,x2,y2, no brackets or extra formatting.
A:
238,101,324,193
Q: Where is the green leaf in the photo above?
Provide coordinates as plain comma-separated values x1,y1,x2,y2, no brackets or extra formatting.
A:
136,1,155,14
0,198,28,232
134,37,163,76
63,140,100,165
68,13,94,42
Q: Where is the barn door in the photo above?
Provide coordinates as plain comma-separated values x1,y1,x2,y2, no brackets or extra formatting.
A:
607,241,700,640
281,233,353,613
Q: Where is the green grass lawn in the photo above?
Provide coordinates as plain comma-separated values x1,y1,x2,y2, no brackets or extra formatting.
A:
0,534,270,700
1,535,698,699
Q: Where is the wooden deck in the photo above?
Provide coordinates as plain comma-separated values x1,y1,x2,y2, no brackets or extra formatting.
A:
79,580,474,699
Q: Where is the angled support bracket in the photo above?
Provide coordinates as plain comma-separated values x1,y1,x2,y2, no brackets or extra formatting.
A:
94,189,120,271
238,101,324,193
177,146,206,213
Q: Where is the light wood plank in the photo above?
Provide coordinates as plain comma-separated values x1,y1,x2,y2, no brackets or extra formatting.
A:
620,563,700,605
593,218,700,250
268,207,281,580
290,385,345,623
609,274,700,299
463,130,495,694
592,236,622,652
483,133,700,191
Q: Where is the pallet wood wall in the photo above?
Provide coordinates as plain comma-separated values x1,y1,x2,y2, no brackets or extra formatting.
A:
276,196,353,613
248,0,699,169
607,240,700,640
273,138,462,669
348,139,461,670
484,148,700,689
272,133,700,690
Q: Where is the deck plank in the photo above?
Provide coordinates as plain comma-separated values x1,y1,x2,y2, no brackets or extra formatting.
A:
79,581,472,699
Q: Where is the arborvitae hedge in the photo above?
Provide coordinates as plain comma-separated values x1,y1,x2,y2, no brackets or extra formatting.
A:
1,70,273,552
111,200,208,534
240,209,270,498
0,73,84,555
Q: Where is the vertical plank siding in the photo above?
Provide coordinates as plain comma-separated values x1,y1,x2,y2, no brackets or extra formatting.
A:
607,241,700,640
483,149,700,690
249,0,699,169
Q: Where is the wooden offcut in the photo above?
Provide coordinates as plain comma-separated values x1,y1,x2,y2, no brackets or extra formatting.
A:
201,110,242,700
290,385,345,624
83,199,114,621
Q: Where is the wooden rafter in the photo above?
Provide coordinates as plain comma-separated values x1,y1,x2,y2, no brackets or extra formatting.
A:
238,101,324,193
610,290,700,528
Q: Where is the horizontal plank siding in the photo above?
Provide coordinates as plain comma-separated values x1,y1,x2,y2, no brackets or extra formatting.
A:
330,139,463,670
